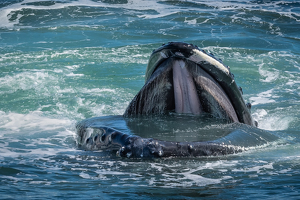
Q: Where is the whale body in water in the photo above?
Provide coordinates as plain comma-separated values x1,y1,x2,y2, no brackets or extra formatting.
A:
76,42,279,158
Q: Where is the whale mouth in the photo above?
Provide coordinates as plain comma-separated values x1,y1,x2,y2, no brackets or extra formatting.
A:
124,42,255,126
172,59,238,120
172,59,202,115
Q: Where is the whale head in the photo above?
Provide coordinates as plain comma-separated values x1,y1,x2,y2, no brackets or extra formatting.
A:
124,42,256,126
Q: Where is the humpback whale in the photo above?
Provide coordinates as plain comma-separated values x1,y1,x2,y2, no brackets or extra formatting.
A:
76,42,278,158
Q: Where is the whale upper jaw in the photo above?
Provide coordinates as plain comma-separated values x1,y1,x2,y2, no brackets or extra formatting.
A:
124,42,256,126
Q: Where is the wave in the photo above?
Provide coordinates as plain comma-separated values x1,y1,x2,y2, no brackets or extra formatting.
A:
1,0,299,29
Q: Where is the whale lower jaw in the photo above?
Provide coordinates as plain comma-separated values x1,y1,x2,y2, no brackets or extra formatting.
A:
75,123,278,158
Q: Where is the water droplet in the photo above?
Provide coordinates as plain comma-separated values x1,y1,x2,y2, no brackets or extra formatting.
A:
158,150,163,157
126,152,132,158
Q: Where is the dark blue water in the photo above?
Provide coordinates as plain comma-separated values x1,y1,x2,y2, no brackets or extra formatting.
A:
1,0,300,199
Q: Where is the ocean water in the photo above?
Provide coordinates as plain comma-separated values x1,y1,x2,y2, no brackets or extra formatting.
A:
1,0,300,199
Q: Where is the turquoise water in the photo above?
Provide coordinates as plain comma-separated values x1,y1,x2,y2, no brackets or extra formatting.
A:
1,0,300,199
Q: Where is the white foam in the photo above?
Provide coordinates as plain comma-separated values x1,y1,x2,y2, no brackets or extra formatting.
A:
158,164,226,188
232,162,274,173
259,116,293,131
286,79,299,86
80,88,116,95
50,49,80,58
79,172,91,179
65,65,80,70
0,111,72,133
66,72,84,77
258,63,279,82
184,18,197,25
249,89,277,106
0,70,58,95
251,16,262,22
252,109,294,131
0,143,77,160
203,160,239,169
29,181,52,185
